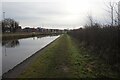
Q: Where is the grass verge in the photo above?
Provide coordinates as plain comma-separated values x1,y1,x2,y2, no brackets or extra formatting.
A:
18,34,119,78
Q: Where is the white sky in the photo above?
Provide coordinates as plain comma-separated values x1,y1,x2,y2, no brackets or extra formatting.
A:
1,0,120,29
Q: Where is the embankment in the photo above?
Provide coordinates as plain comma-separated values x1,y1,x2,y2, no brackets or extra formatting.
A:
2,32,60,40
2,35,61,78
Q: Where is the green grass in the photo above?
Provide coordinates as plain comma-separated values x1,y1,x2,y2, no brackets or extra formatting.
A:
19,34,119,78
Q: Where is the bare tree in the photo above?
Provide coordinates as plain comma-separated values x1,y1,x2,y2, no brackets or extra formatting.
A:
87,13,94,27
2,18,19,33
109,2,114,26
105,1,115,26
110,1,120,26
117,1,120,26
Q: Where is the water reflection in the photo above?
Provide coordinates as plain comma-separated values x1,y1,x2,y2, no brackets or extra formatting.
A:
37,36,42,39
2,40,20,48
2,35,60,74
33,37,35,40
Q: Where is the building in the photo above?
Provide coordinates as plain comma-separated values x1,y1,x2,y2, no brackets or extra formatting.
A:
22,27,37,32
118,1,120,26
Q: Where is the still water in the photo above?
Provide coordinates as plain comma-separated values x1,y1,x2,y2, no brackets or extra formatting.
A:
2,35,60,74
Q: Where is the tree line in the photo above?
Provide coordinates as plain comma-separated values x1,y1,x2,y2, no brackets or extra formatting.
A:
68,24,120,72
1,18,20,33
68,2,120,69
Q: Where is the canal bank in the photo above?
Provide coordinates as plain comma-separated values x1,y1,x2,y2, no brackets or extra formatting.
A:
3,34,120,78
2,32,60,40
2,35,61,78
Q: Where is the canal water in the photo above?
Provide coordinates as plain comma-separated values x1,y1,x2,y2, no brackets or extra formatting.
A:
2,35,60,74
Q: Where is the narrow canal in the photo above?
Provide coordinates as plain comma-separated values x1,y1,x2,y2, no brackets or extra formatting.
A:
2,35,60,74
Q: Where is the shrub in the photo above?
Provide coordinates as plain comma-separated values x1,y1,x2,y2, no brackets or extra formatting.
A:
68,25,120,66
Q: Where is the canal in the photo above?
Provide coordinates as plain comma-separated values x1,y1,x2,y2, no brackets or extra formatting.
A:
2,35,60,74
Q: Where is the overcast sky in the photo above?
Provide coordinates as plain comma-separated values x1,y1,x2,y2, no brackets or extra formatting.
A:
2,0,120,29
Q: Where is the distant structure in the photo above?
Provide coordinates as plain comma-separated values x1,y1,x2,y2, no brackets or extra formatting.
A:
118,1,120,26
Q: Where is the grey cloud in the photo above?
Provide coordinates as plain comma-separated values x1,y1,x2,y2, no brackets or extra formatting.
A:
2,0,117,29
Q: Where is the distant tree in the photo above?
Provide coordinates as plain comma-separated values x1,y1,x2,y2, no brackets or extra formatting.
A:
86,13,94,27
113,1,120,26
2,18,19,33
93,23,101,28
105,2,115,26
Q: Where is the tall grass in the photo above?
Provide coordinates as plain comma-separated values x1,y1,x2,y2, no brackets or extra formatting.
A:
68,25,120,70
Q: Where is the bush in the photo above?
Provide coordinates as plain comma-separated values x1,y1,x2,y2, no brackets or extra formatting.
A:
68,25,120,65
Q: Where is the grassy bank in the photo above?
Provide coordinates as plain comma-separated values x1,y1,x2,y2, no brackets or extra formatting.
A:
18,34,119,78
2,32,59,40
